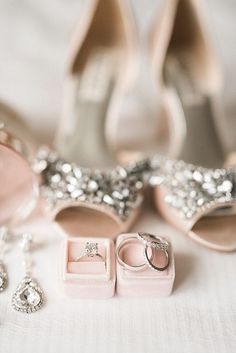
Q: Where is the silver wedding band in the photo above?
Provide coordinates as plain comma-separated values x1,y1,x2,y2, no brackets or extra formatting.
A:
117,233,169,272
116,236,153,272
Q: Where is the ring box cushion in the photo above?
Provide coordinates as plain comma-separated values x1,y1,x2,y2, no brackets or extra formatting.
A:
116,233,175,297
67,239,107,275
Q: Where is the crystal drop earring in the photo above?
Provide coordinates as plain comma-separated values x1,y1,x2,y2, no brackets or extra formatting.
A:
12,233,45,313
0,226,10,292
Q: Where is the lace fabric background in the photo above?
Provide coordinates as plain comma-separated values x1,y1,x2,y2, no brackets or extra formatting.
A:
0,1,236,352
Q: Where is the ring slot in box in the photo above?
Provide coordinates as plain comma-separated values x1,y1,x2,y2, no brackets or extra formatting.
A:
116,233,175,297
67,239,107,276
61,234,116,299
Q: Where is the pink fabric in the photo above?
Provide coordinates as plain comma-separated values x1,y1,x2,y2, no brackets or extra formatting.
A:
0,144,36,225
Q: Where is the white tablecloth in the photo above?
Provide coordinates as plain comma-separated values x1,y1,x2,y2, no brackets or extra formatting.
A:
0,1,236,352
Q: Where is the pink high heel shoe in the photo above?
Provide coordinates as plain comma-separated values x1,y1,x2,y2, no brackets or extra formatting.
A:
38,0,149,238
150,156,236,252
149,0,236,251
150,0,224,165
56,0,139,168
0,99,145,240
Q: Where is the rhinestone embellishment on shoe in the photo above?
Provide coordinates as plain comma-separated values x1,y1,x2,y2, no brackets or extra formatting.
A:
33,147,150,221
150,156,236,219
12,276,44,313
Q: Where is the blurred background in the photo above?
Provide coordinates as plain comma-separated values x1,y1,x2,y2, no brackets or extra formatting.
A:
0,0,235,151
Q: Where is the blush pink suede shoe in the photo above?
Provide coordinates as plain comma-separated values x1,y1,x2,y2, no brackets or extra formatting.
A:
149,0,226,166
148,0,236,251
0,102,39,226
55,0,142,169
150,156,236,252
40,0,151,237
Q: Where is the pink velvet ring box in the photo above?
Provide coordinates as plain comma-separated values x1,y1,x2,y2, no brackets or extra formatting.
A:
62,234,116,299
116,233,175,297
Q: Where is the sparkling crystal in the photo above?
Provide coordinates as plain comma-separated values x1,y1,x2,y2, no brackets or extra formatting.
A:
154,157,236,220
34,147,152,221
71,189,83,199
66,176,78,186
207,187,217,195
135,180,143,189
204,173,212,182
193,171,203,183
149,175,163,186
117,167,127,179
103,194,114,205
20,288,41,306
217,180,233,193
61,163,72,173
85,242,98,257
51,174,61,184
0,270,6,291
73,167,82,179
197,198,205,206
213,170,221,179
112,191,123,200
56,190,64,199
47,151,58,163
202,182,215,191
33,159,47,173
190,190,197,198
12,277,44,313
20,233,33,252
87,180,98,192
67,184,76,193
122,188,130,197
184,170,193,179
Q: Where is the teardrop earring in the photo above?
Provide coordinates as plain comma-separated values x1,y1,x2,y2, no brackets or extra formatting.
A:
0,226,10,292
11,233,45,313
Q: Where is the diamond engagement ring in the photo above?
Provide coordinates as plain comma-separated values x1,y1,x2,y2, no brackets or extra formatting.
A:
75,242,105,262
